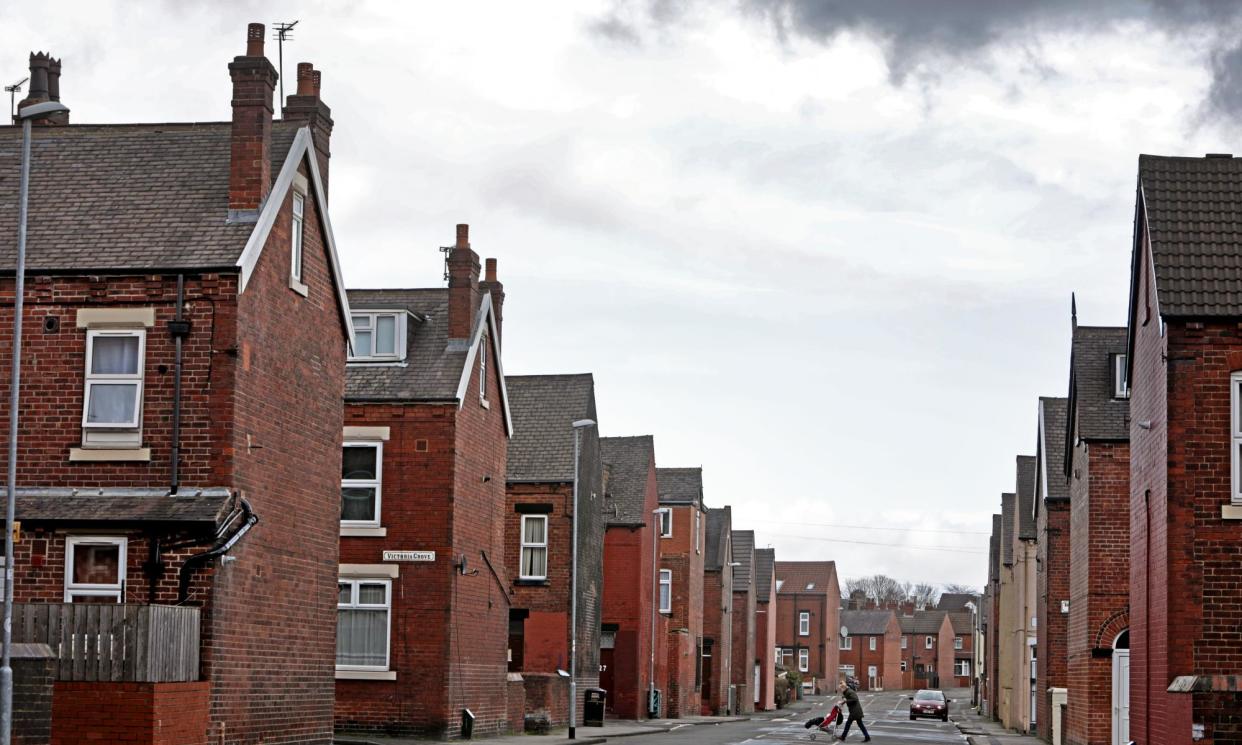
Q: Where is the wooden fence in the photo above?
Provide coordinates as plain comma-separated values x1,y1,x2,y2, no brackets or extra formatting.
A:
9,603,200,682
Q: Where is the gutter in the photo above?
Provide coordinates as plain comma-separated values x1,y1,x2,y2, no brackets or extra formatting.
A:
178,497,259,602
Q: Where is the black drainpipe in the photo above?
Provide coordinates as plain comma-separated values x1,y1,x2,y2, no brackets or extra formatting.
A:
178,497,258,602
168,274,191,494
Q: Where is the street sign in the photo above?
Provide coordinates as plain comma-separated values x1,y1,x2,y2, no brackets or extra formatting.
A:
383,550,435,562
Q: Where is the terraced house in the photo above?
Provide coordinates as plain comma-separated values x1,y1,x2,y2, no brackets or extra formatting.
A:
701,508,735,714
656,467,708,717
0,25,350,744
1034,396,1070,742
774,561,840,695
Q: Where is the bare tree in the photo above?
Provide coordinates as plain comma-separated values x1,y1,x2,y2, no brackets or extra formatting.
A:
845,574,910,606
910,583,940,609
942,583,979,595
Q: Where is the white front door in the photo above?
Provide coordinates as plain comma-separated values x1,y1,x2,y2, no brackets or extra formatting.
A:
753,663,760,703
868,665,877,689
1029,640,1038,728
1112,651,1130,745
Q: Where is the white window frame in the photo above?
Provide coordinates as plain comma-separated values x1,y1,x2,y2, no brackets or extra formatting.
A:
799,611,810,636
291,191,305,283
349,311,406,362
64,536,127,603
341,441,383,528
479,335,488,402
799,649,810,672
1233,372,1242,504
694,510,700,553
335,577,392,672
657,508,672,538
840,636,852,650
839,664,854,678
901,660,908,672
520,515,549,581
869,636,877,651
776,646,784,660
659,569,672,613
1113,353,1130,399
901,635,908,649
82,329,145,431
955,659,971,677
925,636,934,649
955,635,964,650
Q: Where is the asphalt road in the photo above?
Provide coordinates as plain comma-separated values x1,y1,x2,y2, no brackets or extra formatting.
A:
626,691,966,745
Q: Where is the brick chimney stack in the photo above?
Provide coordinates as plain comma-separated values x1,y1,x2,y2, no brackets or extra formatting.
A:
282,61,335,196
479,257,504,346
16,52,68,125
228,23,277,216
447,224,482,342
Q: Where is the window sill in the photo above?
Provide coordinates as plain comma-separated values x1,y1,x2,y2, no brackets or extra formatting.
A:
515,578,550,587
69,448,151,462
340,526,388,538
480,398,490,410
289,278,309,297
335,669,396,681
1222,504,1242,520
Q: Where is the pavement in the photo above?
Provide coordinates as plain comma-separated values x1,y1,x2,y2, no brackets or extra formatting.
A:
950,703,1040,745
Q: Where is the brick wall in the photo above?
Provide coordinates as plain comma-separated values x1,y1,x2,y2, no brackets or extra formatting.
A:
1036,498,1070,741
755,580,777,710
730,582,755,713
51,681,210,745
775,592,835,693
603,524,653,718
838,633,890,690
13,654,53,745
659,503,705,717
702,566,734,714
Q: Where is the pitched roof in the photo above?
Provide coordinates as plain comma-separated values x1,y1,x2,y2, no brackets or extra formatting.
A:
937,593,977,612
839,609,894,636
731,530,755,591
1016,455,1037,540
1136,154,1242,317
657,468,703,505
505,374,596,482
601,436,655,526
988,514,1002,582
1068,326,1129,444
0,122,296,272
775,561,837,595
754,548,775,600
346,289,460,400
1001,494,1015,566
948,611,973,635
1039,397,1070,502
899,610,949,635
704,508,732,570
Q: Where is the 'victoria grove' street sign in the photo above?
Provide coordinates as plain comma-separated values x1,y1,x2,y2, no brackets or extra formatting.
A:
383,550,436,562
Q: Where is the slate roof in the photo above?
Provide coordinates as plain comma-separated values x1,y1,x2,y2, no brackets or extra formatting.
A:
705,508,732,570
0,121,301,272
1040,398,1070,502
989,514,1002,581
937,593,977,612
731,530,755,591
601,436,655,526
839,610,893,636
948,612,973,635
775,561,837,595
345,289,466,401
899,610,948,635
657,468,703,505
12,487,232,526
506,374,596,482
1069,326,1129,444
1016,455,1037,540
1001,494,1015,566
754,548,775,600
1137,154,1242,317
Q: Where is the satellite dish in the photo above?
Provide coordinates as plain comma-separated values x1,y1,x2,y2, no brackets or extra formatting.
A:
840,625,849,638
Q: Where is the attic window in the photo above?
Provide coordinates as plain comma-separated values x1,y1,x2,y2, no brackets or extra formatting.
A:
805,583,814,590
350,312,405,362
1112,354,1129,399
775,580,784,592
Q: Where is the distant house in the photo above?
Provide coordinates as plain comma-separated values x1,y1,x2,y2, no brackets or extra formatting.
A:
837,610,901,691
898,611,954,690
984,513,1003,719
774,562,841,695
729,529,757,713
753,548,778,710
998,455,1037,733
1034,396,1070,742
505,374,604,726
702,509,735,714
656,467,708,717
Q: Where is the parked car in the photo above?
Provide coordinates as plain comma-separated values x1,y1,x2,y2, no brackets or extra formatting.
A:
908,689,949,721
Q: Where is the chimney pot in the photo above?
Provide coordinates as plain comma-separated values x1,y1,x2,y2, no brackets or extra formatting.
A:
485,258,497,282
47,57,61,102
311,69,322,97
296,63,315,96
27,53,50,100
456,224,470,248
246,23,265,56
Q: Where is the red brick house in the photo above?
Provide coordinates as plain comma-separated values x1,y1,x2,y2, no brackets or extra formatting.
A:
774,561,840,695
1063,324,1130,745
837,610,901,690
656,467,708,717
600,435,668,719
899,611,954,690
729,529,758,713
753,548,777,710
936,594,979,690
1034,396,1071,741
702,508,735,714
985,513,1002,718
0,26,351,744
1126,154,1242,745
504,374,604,725
334,227,513,737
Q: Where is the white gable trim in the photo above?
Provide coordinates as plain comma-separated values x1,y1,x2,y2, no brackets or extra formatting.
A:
236,127,355,351
454,293,514,437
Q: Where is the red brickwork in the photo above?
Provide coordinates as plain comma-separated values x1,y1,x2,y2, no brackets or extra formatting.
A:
838,619,901,690
755,560,777,711
730,576,755,713
1036,498,1070,742
51,681,210,745
659,503,705,717
774,563,840,695
702,565,731,714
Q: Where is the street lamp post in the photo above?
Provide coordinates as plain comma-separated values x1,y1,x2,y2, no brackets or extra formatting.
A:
4,99,69,745
568,418,595,740
649,508,661,719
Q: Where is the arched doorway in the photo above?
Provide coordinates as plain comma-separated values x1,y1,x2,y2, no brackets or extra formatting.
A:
1111,630,1129,745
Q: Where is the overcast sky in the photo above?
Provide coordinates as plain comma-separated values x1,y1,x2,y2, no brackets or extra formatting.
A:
6,1,1240,591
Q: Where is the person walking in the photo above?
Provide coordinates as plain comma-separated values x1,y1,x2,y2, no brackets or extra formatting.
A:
837,680,871,742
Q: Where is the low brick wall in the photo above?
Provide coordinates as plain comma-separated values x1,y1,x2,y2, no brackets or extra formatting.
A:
507,673,526,733
522,672,569,727
12,644,54,745
52,681,210,745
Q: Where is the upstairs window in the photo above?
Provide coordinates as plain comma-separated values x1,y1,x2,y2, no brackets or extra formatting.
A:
341,443,382,527
291,192,305,283
694,510,700,553
65,536,126,603
1112,353,1129,398
901,635,908,649
925,636,934,649
83,330,145,432
520,515,548,580
350,312,404,362
659,569,672,613
955,635,964,650
479,336,488,401
1233,372,1242,504
869,636,877,651
657,508,672,538
799,611,810,636
840,636,852,650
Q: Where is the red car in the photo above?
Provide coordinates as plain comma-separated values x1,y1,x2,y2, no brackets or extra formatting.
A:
908,689,949,721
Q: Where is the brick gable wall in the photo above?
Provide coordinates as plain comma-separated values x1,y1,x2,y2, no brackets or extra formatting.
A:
659,503,705,717
729,582,755,712
702,567,733,714
1036,498,1070,741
